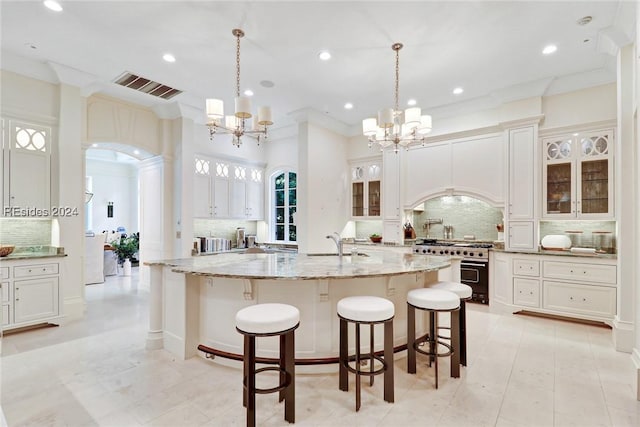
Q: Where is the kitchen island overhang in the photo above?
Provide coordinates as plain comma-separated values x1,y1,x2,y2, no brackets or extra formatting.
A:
145,252,450,371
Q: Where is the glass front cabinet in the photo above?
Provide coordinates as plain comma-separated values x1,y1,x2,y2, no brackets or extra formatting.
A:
542,129,614,219
350,160,381,218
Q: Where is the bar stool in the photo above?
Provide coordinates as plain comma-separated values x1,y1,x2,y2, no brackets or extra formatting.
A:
236,303,300,427
337,296,394,411
407,288,460,389
428,281,472,366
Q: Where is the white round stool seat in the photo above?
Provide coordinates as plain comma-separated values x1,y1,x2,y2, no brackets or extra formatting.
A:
428,281,472,299
407,288,460,310
236,303,300,334
337,296,395,322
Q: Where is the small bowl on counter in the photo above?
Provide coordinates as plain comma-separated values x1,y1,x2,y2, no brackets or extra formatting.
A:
0,245,15,257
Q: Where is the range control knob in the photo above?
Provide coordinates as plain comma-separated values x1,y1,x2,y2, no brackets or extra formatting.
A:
469,252,475,257
439,250,444,255
422,249,428,254
456,250,461,255
463,251,468,256
444,250,449,254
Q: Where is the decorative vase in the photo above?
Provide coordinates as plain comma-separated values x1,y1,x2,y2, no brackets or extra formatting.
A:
123,258,132,276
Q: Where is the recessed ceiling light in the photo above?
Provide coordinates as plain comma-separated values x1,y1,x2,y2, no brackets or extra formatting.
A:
244,89,254,96
318,51,331,61
576,16,592,26
344,103,353,110
91,143,98,147
542,44,557,55
573,133,579,136
453,87,464,95
260,80,275,88
133,149,140,155
162,53,176,63
407,99,417,106
43,0,63,12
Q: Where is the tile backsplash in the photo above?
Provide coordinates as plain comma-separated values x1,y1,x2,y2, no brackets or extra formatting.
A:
539,220,616,250
412,196,503,241
193,219,258,247
0,219,52,246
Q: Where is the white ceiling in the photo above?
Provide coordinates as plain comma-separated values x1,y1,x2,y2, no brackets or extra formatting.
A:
0,1,635,133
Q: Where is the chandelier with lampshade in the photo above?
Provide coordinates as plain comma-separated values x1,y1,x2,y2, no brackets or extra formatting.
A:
206,29,273,147
362,42,432,152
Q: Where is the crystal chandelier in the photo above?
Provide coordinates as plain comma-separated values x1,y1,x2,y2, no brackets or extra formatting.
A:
362,43,432,153
206,29,273,147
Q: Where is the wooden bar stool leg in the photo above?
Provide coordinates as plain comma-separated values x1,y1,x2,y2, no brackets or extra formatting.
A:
355,322,361,412
460,300,467,366
279,333,286,403
429,311,436,367
369,323,375,386
433,313,439,389
284,330,295,423
451,309,461,379
383,319,394,403
247,336,256,427
407,304,416,374
243,335,249,408
339,318,348,392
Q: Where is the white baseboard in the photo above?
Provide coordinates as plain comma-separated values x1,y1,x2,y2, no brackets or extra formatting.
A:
632,349,640,401
613,317,634,353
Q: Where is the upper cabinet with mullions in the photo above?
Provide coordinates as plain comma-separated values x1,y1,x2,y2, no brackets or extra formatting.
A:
350,160,381,218
542,129,614,219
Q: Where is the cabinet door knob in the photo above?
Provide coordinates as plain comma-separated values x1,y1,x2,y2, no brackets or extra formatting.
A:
569,296,574,300
28,269,32,273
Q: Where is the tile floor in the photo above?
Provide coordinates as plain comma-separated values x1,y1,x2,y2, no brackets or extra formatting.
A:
1,268,639,426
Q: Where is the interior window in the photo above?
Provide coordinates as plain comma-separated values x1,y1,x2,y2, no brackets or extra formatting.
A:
273,171,297,242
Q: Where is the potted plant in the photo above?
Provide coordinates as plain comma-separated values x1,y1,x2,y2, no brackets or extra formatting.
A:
110,236,139,275
370,233,382,243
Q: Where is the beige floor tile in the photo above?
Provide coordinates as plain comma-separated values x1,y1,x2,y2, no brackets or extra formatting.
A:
2,268,638,427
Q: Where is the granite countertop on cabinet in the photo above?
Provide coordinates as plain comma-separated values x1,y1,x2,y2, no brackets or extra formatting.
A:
146,251,450,280
1,246,67,260
491,247,617,260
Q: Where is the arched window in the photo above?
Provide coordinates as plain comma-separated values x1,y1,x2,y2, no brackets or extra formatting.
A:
272,171,297,242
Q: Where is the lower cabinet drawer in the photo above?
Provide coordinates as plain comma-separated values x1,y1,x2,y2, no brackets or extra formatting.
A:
14,263,59,278
513,278,540,307
513,259,540,277
542,280,616,318
543,261,616,285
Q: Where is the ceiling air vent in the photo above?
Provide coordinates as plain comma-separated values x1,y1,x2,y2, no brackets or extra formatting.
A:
113,72,182,100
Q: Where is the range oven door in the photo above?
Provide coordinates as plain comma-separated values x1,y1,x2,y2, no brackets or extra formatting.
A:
460,260,489,304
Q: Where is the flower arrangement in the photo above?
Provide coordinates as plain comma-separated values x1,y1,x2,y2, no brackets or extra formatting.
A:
370,233,382,243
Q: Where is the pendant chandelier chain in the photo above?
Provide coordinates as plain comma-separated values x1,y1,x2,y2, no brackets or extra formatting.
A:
235,32,241,98
394,47,400,114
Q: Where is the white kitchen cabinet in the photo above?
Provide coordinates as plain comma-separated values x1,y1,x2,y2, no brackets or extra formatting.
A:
507,126,536,220
2,120,52,215
489,251,510,306
542,128,614,219
513,278,540,307
350,158,382,219
14,276,59,324
506,221,535,251
193,157,263,220
231,166,264,220
2,259,62,331
542,281,615,318
490,251,617,322
382,151,399,220
382,220,402,245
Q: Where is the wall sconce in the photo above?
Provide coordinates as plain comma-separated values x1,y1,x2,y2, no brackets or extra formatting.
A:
107,201,114,218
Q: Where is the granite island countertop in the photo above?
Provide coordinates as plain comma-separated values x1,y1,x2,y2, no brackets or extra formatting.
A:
146,251,450,280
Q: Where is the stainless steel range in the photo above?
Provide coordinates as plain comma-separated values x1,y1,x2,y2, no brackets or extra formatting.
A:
412,239,492,304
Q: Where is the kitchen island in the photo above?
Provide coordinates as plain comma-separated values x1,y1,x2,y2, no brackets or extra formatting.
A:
145,251,450,370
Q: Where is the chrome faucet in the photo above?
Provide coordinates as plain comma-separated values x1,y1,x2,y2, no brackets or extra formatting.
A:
326,232,343,259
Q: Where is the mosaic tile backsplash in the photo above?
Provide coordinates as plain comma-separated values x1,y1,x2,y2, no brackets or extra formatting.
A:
539,220,616,251
412,196,503,241
193,219,258,247
0,219,52,246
